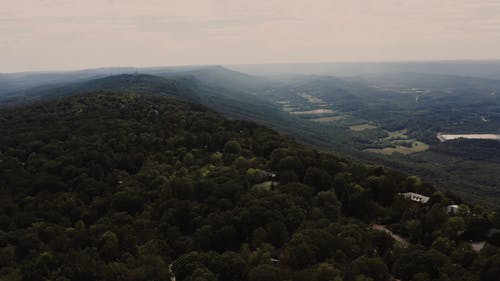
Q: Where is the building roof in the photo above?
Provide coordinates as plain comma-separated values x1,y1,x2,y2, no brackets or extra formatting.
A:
399,192,430,204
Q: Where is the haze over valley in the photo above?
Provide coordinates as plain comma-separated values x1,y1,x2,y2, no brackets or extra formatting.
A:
2,1,500,280
3,62,500,206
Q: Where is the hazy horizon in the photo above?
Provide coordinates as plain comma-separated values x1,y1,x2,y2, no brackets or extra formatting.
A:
3,58,500,74
2,0,500,72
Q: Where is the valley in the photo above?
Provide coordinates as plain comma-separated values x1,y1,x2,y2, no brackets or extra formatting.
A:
2,66,500,208
245,72,500,207
4,1,500,279
271,88,430,156
1,65,500,281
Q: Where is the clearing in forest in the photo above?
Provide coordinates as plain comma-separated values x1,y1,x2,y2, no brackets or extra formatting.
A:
349,123,378,131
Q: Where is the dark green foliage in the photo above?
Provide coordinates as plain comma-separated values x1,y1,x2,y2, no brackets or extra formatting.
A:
248,264,282,281
0,92,498,280
351,256,390,281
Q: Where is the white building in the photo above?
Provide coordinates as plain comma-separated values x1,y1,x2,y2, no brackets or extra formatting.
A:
446,204,469,215
446,204,459,215
399,192,430,204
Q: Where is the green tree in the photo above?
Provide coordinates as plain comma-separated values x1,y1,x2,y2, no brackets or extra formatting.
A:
443,217,466,240
224,140,242,155
315,190,341,220
99,231,120,260
315,262,342,281
351,256,390,281
249,264,281,281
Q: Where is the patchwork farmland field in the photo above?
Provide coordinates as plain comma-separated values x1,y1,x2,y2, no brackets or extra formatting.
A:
364,141,429,155
289,108,335,115
349,123,378,131
311,115,346,122
437,133,500,142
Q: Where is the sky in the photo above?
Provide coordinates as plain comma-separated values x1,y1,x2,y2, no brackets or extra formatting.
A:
1,0,500,72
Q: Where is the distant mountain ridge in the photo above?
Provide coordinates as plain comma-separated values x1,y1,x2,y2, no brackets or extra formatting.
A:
3,65,500,206
0,65,232,96
0,74,199,106
228,60,500,79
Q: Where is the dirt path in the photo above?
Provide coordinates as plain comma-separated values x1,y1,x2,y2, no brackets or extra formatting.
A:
372,224,410,246
372,224,488,253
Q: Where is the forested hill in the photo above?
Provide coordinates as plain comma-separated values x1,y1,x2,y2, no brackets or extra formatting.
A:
0,72,337,150
0,92,499,281
0,74,200,106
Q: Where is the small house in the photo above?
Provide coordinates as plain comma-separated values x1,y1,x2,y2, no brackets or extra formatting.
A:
446,204,470,215
398,192,430,204
446,204,459,215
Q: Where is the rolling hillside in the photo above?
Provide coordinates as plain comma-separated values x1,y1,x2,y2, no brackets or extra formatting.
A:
3,67,500,206
1,91,499,280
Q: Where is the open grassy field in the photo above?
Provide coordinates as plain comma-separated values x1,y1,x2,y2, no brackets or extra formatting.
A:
363,128,430,155
289,109,335,115
386,129,409,139
437,133,500,142
311,115,345,122
297,92,325,104
364,140,429,155
282,105,297,112
349,123,378,131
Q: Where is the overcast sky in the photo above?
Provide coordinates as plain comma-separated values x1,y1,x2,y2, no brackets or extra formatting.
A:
1,0,500,72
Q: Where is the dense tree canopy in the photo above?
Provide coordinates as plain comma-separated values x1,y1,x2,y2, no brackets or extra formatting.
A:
0,92,499,280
